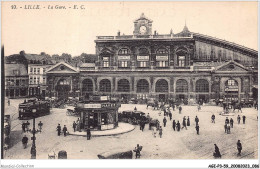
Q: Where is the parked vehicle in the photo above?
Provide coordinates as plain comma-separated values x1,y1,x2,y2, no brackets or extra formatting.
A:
240,98,254,108
118,110,148,125
97,149,133,159
18,98,50,119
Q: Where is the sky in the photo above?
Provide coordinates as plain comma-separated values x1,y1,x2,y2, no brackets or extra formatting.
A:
2,1,258,57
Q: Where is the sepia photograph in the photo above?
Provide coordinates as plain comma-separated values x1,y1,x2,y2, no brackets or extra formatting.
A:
1,1,259,168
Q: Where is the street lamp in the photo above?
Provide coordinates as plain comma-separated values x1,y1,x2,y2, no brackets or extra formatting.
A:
28,108,42,159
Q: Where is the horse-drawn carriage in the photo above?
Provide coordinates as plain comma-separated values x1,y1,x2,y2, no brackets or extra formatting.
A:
118,110,148,125
149,119,160,130
66,108,80,116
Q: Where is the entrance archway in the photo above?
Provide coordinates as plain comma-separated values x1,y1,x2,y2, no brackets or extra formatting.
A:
99,79,111,93
56,79,70,100
155,79,169,102
137,79,149,93
196,79,209,103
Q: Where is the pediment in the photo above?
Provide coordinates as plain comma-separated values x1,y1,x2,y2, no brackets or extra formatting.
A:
46,62,78,74
215,61,248,72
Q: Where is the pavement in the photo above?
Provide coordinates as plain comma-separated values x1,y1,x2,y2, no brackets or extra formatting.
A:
3,99,258,159
70,123,135,137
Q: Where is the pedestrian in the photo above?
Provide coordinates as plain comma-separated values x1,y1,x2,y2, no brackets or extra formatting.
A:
172,104,175,111
152,127,157,138
195,124,200,135
63,125,67,137
195,116,199,126
187,116,190,126
139,121,143,131
163,117,167,127
242,115,246,124
134,106,137,111
237,115,241,124
134,144,142,159
225,117,229,124
38,121,43,132
172,120,176,131
22,123,26,133
211,114,215,123
169,111,172,120
159,126,163,138
56,124,61,136
227,124,231,134
26,121,30,132
7,99,10,106
73,121,77,132
213,144,221,158
22,135,28,149
179,106,182,114
197,104,201,111
224,124,227,133
142,121,145,131
182,116,187,130
237,140,242,156
147,113,151,122
176,121,180,132
87,128,91,140
230,118,234,128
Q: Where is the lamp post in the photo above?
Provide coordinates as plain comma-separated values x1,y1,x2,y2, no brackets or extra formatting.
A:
29,108,42,159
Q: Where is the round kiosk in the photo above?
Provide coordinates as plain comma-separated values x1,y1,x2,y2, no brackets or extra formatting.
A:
76,96,120,131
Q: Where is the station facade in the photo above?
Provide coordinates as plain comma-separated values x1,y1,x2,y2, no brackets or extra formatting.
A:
46,14,258,104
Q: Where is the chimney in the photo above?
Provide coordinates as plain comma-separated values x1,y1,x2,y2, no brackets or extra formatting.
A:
117,30,120,36
154,30,157,35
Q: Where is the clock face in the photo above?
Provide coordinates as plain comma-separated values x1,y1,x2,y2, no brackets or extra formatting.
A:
140,26,147,34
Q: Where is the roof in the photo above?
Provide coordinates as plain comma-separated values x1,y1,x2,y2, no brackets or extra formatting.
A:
5,64,28,76
46,62,79,73
80,63,95,68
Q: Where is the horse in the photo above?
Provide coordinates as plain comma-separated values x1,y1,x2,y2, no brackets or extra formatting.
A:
232,103,242,113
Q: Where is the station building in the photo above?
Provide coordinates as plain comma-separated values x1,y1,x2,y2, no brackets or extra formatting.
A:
46,13,258,104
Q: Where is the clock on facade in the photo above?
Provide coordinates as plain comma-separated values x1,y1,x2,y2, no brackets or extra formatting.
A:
140,26,147,34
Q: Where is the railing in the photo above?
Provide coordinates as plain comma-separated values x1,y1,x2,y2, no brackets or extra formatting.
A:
96,34,193,40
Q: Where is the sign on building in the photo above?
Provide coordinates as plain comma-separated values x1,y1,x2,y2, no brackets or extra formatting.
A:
137,56,149,61
118,55,130,60
156,55,168,61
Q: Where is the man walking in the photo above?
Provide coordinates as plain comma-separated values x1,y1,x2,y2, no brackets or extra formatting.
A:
22,122,26,133
225,117,229,125
187,116,190,126
163,117,167,127
213,144,221,158
159,126,163,138
87,128,91,140
237,115,241,124
195,116,199,126
179,106,182,114
195,125,200,135
56,124,61,136
237,140,242,156
63,125,67,137
169,111,172,120
230,118,234,128
38,121,43,133
172,120,176,131
242,115,246,124
72,121,77,132
176,121,180,132
224,124,227,133
7,99,10,106
211,114,215,123
182,116,187,130
22,135,28,149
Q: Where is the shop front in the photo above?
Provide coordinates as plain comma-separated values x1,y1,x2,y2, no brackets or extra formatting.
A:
76,96,120,131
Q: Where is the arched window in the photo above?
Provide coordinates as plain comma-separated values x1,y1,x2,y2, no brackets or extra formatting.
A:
156,48,169,67
100,79,111,92
137,79,149,93
82,79,93,93
118,79,130,92
176,79,188,93
118,48,130,55
196,79,209,92
118,48,130,68
176,47,188,67
155,79,168,92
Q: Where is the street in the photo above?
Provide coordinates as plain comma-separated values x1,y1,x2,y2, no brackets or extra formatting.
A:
3,99,258,159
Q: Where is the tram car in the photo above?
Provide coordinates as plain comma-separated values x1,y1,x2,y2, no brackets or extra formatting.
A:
18,98,51,119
